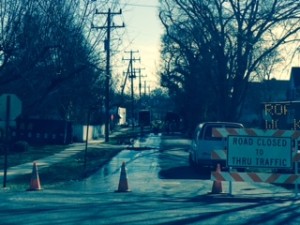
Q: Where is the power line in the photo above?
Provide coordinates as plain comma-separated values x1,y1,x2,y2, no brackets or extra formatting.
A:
93,0,158,8
126,3,158,8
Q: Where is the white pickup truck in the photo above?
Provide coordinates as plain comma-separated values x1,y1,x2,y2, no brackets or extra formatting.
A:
189,122,244,170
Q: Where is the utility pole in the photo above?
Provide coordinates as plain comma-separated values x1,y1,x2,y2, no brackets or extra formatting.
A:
144,81,147,96
120,63,131,98
92,8,124,142
123,50,140,129
134,68,146,98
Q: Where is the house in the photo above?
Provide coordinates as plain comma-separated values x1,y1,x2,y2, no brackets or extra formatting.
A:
287,67,300,100
241,72,292,127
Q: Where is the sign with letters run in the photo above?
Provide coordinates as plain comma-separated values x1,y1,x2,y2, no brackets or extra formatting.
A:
227,135,292,169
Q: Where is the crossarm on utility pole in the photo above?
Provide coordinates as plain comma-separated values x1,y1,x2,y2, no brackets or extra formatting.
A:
92,8,124,142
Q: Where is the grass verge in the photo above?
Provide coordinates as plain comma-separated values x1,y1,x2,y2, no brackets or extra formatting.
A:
1,127,142,191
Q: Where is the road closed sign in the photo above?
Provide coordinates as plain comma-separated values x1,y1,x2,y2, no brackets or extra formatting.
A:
227,135,292,169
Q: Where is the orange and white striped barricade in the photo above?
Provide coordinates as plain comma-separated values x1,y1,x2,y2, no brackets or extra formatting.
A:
211,127,300,197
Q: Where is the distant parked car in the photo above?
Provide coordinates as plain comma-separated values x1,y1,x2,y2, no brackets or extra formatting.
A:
189,122,244,170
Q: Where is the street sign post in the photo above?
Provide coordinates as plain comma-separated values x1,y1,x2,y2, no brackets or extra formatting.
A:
0,94,22,188
227,135,292,169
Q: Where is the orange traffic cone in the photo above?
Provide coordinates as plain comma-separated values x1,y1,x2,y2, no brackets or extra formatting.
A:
211,163,222,194
116,162,130,192
27,162,42,191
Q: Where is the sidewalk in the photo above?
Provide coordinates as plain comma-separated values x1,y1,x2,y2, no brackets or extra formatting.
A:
0,144,86,181
0,127,131,181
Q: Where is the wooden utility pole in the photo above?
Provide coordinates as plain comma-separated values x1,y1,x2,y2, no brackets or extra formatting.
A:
134,68,146,99
92,9,124,142
123,50,140,129
144,81,147,96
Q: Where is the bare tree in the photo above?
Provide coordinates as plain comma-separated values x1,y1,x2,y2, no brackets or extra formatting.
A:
0,0,25,71
0,0,116,122
159,0,300,132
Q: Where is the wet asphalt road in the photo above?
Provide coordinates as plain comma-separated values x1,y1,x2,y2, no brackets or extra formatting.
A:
1,133,300,225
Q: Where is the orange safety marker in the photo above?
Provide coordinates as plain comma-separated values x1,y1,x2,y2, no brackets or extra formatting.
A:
27,162,42,191
210,163,223,194
116,162,131,192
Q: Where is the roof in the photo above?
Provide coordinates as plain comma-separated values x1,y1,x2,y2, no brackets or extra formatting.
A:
248,79,289,102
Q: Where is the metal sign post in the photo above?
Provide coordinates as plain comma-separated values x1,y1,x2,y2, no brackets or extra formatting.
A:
3,95,10,188
0,94,22,188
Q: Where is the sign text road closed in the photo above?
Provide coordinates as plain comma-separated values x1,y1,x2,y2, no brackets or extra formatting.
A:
227,136,292,169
